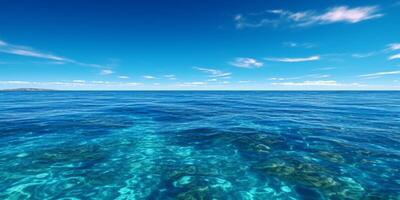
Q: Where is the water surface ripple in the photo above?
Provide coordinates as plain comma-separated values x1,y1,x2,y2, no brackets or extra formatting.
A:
0,91,399,199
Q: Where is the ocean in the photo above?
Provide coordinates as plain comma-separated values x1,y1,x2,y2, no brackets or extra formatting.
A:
0,91,399,199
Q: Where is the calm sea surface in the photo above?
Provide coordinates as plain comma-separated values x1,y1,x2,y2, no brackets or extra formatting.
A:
0,91,399,199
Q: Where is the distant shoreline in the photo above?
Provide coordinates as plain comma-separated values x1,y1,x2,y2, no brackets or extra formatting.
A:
0,88,56,91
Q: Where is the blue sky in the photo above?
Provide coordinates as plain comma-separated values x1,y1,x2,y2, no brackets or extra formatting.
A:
0,0,400,90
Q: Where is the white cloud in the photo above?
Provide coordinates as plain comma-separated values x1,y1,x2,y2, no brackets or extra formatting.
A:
143,75,156,79
230,57,263,68
387,43,400,51
271,80,364,87
389,53,400,60
187,82,206,85
269,77,287,81
265,55,320,62
359,70,400,77
118,76,130,79
194,67,232,77
72,80,86,83
100,69,114,75
238,80,253,83
272,80,340,86
235,6,382,28
91,81,105,84
315,74,330,78
164,74,177,80
269,74,330,81
352,52,375,58
318,6,382,23
177,82,207,87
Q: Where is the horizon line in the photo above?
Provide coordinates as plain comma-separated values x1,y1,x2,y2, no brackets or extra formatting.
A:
1,88,400,92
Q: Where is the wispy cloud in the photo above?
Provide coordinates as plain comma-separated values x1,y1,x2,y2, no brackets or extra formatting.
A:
359,70,400,77
387,43,400,51
315,67,336,71
0,39,112,74
352,52,376,58
385,42,400,60
72,80,86,83
143,75,156,79
176,82,207,87
0,40,70,62
272,80,364,87
100,69,114,75
312,74,330,78
0,80,142,89
283,42,315,48
234,14,277,28
230,57,263,68
269,74,330,81
194,67,232,78
265,55,320,62
164,74,177,80
269,77,287,81
118,76,130,79
235,6,383,28
272,80,341,86
388,53,400,60
238,80,254,84
318,6,382,23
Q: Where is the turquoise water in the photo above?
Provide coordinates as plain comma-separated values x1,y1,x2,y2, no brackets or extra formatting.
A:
0,91,399,199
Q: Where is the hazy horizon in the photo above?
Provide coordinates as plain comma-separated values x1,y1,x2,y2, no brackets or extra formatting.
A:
1,0,400,90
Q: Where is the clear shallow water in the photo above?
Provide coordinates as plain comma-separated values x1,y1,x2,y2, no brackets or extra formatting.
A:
0,91,399,200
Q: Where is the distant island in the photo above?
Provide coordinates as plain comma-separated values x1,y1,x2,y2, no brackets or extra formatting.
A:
0,88,55,91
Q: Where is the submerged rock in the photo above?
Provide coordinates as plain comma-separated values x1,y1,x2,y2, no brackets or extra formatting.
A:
173,176,194,187
252,155,367,199
294,185,322,200
317,151,345,163
281,185,291,193
176,186,211,200
253,160,295,176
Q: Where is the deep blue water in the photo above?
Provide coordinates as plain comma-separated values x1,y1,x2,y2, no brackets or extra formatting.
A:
0,91,399,200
